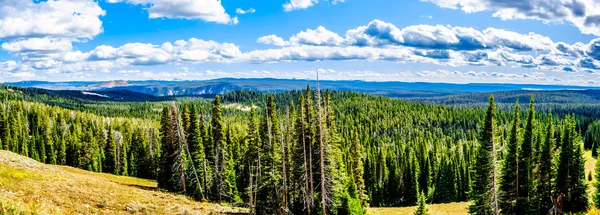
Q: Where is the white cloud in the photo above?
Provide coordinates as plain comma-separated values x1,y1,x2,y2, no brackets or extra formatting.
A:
0,0,105,40
2,38,73,53
283,0,346,12
422,0,600,36
257,35,290,46
290,26,345,46
284,0,318,11
236,8,256,15
108,0,237,24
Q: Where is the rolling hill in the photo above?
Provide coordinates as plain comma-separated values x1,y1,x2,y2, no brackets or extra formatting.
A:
8,78,600,98
0,150,245,215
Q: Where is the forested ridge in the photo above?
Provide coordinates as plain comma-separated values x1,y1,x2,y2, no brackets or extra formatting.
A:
1,85,600,214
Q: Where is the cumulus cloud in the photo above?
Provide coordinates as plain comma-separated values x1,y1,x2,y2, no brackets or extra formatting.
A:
236,8,256,15
107,0,237,24
257,35,290,46
3,18,600,84
422,0,600,36
283,0,346,12
0,0,105,40
2,38,74,61
249,19,600,74
290,26,345,46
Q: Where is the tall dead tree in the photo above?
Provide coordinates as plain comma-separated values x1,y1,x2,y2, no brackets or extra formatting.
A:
316,70,328,215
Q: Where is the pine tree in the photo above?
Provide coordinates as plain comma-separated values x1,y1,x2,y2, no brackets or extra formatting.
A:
536,112,554,214
246,106,261,214
257,95,283,214
414,191,429,215
157,106,173,189
469,95,499,215
211,96,228,202
187,104,207,199
499,100,519,214
56,115,67,165
168,103,188,193
556,116,589,213
516,95,535,212
569,129,588,213
104,125,117,174
350,128,368,208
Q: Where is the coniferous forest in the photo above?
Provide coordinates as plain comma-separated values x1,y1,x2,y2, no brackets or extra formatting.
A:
2,85,600,215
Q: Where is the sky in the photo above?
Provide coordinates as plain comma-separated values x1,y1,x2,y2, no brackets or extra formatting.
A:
0,0,600,86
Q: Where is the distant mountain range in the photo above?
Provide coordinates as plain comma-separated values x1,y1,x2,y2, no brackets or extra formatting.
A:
7,78,600,98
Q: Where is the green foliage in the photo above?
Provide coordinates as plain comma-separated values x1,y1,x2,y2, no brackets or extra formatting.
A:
499,100,519,214
5,85,600,214
414,191,429,215
516,95,535,213
535,112,555,214
556,116,588,213
469,95,497,215
104,127,117,175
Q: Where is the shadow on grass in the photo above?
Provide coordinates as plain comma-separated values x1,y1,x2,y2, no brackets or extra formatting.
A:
118,182,159,192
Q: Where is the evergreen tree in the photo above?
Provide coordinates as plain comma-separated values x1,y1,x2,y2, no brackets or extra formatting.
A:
469,95,499,215
556,116,588,213
246,106,261,214
187,104,207,199
211,96,230,202
350,127,368,208
256,95,283,214
499,100,519,214
516,95,535,212
104,125,117,174
168,103,188,193
157,106,173,189
536,112,554,214
569,130,588,213
414,191,429,215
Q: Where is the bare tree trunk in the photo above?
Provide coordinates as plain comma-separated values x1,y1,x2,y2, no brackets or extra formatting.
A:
316,70,327,215
249,163,254,215
184,136,204,199
203,155,209,199
301,103,311,214
215,139,221,202
492,136,499,215
281,114,288,212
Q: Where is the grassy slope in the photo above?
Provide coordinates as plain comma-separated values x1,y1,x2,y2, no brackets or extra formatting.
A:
367,150,599,215
0,150,245,215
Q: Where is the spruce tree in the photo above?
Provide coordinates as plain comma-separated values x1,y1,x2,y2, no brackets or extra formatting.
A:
499,100,519,214
168,103,188,193
536,112,554,214
246,106,261,213
187,104,207,199
211,96,228,201
157,106,173,189
570,130,588,213
414,191,429,215
516,95,535,212
104,125,117,174
351,127,367,208
257,95,283,214
469,95,499,215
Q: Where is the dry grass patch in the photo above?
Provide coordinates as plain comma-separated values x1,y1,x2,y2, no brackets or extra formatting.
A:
0,150,245,215
367,202,469,215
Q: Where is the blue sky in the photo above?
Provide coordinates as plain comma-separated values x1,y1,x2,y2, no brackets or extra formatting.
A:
0,0,599,86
